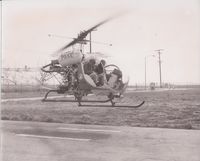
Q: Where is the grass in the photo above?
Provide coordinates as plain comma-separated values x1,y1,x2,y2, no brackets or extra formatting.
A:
1,88,200,130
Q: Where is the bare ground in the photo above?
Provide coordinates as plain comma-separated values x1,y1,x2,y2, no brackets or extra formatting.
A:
1,88,200,129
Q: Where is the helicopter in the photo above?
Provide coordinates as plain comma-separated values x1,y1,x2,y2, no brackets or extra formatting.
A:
41,16,145,107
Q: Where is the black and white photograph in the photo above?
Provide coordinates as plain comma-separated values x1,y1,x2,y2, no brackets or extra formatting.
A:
1,0,200,161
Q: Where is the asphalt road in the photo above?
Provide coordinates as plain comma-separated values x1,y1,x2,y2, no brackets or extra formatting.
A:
1,120,200,161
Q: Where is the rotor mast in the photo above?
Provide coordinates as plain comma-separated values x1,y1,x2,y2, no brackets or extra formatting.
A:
89,29,97,53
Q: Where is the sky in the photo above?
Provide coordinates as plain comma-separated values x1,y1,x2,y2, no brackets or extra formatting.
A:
1,0,200,85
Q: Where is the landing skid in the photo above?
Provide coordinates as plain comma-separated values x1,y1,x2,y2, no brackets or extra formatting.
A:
79,101,145,108
42,90,145,108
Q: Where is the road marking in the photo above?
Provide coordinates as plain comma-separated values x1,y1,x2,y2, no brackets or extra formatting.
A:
58,127,121,133
16,134,91,141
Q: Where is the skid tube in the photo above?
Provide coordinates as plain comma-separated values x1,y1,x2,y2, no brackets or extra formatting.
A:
42,90,145,108
79,101,145,108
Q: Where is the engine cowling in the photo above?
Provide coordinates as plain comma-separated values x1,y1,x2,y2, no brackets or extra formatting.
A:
58,51,82,67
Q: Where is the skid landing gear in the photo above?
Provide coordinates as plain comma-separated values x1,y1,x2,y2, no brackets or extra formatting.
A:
42,90,145,108
42,89,114,105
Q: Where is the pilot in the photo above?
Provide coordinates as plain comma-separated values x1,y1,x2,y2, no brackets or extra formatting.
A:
108,68,123,89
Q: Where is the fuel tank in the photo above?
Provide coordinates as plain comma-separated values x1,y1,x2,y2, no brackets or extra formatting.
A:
58,51,83,67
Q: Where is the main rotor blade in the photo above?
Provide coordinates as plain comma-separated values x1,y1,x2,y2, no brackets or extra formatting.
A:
48,34,75,40
56,15,118,53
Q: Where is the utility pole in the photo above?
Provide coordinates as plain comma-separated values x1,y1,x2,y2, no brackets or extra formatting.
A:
155,49,164,88
144,55,155,90
145,57,147,90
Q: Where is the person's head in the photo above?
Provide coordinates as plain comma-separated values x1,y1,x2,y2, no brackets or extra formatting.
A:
72,64,78,68
89,59,96,65
100,59,106,66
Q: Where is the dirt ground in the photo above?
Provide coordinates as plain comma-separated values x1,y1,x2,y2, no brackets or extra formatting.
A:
1,88,200,130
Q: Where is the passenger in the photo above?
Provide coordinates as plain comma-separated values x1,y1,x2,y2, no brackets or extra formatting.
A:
95,59,106,86
84,59,98,84
95,59,106,75
83,59,96,75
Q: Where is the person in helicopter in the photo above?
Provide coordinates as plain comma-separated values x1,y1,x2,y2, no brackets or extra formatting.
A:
95,59,106,86
84,59,95,74
62,64,78,91
107,68,123,89
83,59,98,84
